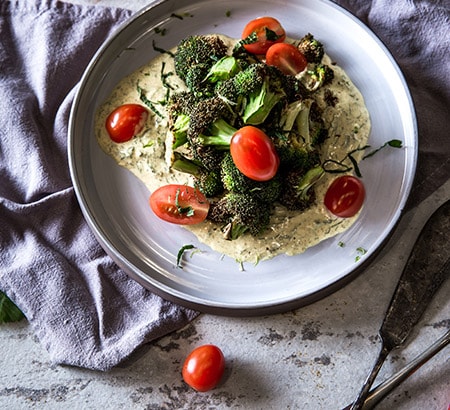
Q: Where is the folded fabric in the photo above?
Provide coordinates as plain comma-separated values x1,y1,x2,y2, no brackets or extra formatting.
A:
0,0,197,371
335,0,450,208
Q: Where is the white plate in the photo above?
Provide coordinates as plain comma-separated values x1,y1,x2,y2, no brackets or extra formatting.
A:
68,0,417,315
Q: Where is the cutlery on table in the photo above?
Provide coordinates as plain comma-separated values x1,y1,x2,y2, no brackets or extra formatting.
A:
349,199,450,410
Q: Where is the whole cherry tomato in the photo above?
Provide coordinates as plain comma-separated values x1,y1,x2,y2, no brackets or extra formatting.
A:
182,344,225,392
230,126,280,181
149,184,210,225
241,16,286,55
324,175,365,217
105,103,148,143
266,42,308,76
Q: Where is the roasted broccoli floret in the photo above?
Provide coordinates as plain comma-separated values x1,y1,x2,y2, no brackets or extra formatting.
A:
174,35,228,97
282,99,328,149
185,96,235,170
216,63,288,125
302,63,334,92
187,96,237,148
297,33,325,64
183,63,214,97
170,112,190,149
171,152,224,197
196,119,238,148
279,165,325,210
168,92,198,149
221,153,282,203
208,192,272,239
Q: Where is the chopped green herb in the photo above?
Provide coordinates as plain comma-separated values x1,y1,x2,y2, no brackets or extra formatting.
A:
0,291,25,324
338,241,345,248
136,83,164,118
171,12,194,20
323,139,403,177
177,244,196,267
264,27,281,42
154,27,167,36
322,158,353,174
152,40,174,57
363,139,403,160
355,246,367,262
143,140,154,148
175,188,195,216
225,10,231,17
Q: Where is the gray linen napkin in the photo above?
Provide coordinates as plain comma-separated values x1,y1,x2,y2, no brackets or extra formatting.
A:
335,0,450,208
0,0,197,371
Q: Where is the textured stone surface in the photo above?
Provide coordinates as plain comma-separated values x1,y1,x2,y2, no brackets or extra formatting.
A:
1,1,449,408
1,180,449,409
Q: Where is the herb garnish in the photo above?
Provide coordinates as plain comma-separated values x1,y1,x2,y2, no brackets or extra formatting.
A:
175,188,195,217
0,291,25,324
152,40,174,57
136,83,164,118
170,12,194,20
154,27,167,36
355,247,367,262
323,139,403,177
177,244,196,267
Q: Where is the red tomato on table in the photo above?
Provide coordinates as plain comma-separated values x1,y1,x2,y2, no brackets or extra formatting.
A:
149,184,210,225
230,126,280,181
324,175,365,217
182,344,225,392
241,16,286,55
266,42,308,75
105,103,148,143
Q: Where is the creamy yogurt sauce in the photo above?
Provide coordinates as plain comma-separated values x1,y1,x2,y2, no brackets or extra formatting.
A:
95,35,370,262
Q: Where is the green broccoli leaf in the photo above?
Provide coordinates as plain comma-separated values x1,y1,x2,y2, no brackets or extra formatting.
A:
0,291,25,324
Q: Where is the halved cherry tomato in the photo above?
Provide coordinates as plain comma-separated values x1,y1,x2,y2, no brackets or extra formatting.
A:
266,42,308,76
324,175,365,218
105,103,148,143
182,344,225,392
149,184,210,225
241,16,286,55
230,126,280,181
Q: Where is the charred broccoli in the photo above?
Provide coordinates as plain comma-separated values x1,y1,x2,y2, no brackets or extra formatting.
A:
165,30,335,239
221,153,282,203
208,192,272,239
174,35,228,97
297,33,325,64
279,165,325,210
216,63,288,125
302,64,334,92
171,152,224,197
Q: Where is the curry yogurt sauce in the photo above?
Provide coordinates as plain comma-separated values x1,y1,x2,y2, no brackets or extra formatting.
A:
95,34,370,262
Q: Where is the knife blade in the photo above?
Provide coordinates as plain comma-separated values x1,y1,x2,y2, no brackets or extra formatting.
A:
349,199,450,410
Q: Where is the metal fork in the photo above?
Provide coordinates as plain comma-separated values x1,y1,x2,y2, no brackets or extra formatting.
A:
342,328,450,409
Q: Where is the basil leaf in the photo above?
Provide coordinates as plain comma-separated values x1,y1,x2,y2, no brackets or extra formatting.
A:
177,244,196,267
0,291,25,324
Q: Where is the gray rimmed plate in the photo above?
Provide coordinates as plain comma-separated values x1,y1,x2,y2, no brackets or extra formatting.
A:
68,0,417,315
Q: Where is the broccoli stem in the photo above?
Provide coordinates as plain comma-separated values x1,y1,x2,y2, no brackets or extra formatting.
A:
197,118,237,147
296,165,324,200
171,152,202,176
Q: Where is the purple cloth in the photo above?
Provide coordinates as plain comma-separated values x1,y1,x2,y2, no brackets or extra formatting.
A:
0,0,197,371
334,0,450,208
